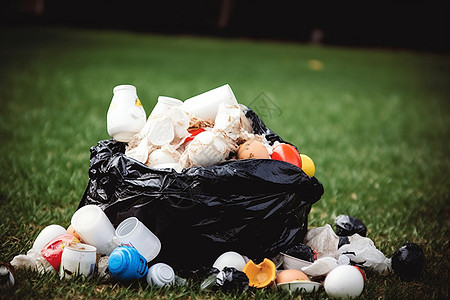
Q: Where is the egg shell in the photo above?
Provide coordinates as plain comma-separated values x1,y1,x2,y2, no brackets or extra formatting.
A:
213,251,246,271
324,265,364,299
237,140,270,160
276,269,310,284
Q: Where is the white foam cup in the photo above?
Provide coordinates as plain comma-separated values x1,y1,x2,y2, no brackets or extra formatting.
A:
147,263,175,287
107,84,147,142
151,96,183,117
32,224,68,253
71,205,118,255
182,84,238,121
115,217,161,262
59,243,97,279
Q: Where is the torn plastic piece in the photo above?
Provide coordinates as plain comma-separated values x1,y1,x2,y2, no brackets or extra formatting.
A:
304,224,339,259
391,242,424,281
338,234,391,274
215,267,249,293
301,257,339,277
335,215,367,237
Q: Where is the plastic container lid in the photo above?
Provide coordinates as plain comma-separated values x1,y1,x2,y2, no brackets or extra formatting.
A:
109,250,128,275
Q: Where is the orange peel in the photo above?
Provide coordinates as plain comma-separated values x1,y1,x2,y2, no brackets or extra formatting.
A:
242,258,276,288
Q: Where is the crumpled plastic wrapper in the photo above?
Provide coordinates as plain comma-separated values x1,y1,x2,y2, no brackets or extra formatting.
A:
303,224,391,275
10,250,55,274
97,256,110,280
304,224,339,258
214,103,253,143
338,234,391,274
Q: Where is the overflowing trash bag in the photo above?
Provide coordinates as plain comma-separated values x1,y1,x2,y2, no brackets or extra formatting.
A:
78,108,324,276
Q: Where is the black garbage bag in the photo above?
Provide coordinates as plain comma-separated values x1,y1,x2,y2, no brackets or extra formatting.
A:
335,215,367,237
79,109,324,276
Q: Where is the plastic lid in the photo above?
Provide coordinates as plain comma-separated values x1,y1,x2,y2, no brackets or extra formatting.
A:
158,265,175,282
109,250,127,275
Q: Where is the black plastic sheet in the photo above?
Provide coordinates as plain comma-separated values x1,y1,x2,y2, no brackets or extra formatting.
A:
79,109,324,276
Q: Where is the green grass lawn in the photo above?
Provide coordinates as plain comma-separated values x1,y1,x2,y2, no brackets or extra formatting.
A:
0,26,449,299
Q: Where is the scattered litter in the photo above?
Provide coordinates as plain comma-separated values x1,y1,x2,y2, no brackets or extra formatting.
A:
7,83,423,298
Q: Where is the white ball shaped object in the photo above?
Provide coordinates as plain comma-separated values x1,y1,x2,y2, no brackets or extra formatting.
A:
324,265,364,299
213,251,246,271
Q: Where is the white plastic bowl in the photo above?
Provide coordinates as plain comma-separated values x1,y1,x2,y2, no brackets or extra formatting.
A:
281,252,313,270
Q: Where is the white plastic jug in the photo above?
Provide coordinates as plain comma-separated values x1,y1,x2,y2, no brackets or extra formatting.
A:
107,85,147,142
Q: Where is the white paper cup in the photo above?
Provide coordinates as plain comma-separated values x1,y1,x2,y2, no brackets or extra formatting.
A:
71,205,118,255
115,217,161,262
151,96,183,117
59,243,97,279
182,84,238,121
32,224,67,253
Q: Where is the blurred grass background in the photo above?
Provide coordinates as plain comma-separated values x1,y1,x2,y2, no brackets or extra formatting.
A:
0,26,449,299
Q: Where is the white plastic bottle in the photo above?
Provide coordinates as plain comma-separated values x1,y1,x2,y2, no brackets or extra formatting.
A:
107,85,147,142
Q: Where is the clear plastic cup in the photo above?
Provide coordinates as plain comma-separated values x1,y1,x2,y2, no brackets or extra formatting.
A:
115,217,161,262
71,205,118,255
182,84,238,121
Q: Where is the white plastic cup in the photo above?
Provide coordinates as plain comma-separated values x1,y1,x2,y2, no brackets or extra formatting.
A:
147,263,175,287
59,243,97,279
115,217,161,262
31,224,67,253
107,84,147,142
182,84,238,121
71,205,118,255
151,96,183,117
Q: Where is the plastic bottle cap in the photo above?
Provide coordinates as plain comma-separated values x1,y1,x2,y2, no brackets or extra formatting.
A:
159,266,174,281
109,251,126,274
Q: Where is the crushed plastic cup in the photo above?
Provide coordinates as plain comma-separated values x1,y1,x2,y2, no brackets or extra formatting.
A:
146,263,175,287
184,130,231,167
107,84,147,142
182,84,238,121
151,96,183,117
213,103,243,141
71,205,119,255
59,243,97,279
115,217,161,262
143,115,175,146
